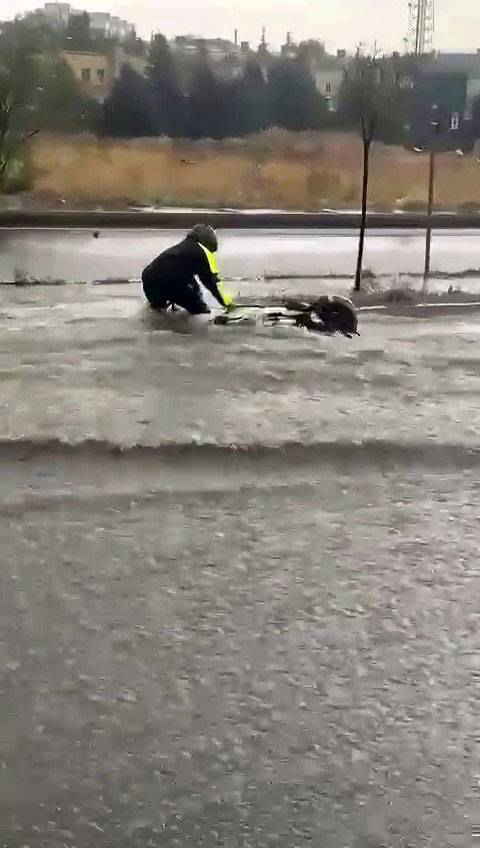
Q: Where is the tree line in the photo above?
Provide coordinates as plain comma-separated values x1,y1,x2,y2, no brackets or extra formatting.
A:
103,34,330,139
102,36,480,148
2,13,480,146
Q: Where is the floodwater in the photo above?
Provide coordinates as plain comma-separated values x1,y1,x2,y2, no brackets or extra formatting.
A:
0,227,480,285
1,277,480,847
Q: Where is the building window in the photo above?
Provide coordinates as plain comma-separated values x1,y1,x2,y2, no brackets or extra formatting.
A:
450,111,460,131
81,68,91,82
97,68,105,82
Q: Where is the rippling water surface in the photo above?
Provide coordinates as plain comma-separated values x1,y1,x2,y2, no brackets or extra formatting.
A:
2,280,479,847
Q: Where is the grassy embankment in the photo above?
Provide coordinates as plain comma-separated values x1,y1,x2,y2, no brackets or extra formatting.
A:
22,130,480,211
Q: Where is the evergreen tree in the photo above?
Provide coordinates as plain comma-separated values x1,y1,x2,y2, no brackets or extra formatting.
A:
146,33,184,136
296,39,327,69
267,60,327,131
220,61,269,138
0,20,40,125
103,66,153,137
186,47,226,139
0,11,88,177
36,58,86,132
241,60,269,133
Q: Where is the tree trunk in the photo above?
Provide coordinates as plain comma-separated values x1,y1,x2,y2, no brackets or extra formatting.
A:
0,100,12,189
423,147,435,289
354,138,371,292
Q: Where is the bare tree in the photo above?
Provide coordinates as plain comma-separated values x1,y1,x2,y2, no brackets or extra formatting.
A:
341,52,406,291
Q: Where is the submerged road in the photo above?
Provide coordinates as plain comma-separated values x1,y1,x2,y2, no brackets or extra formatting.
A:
1,281,479,847
0,227,479,286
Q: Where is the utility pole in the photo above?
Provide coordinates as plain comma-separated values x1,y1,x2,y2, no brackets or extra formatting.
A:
424,104,440,285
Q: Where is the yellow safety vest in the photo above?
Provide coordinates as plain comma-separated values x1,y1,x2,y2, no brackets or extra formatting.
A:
199,244,233,307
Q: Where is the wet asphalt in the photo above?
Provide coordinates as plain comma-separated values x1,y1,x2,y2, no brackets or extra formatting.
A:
1,272,480,847
0,227,479,285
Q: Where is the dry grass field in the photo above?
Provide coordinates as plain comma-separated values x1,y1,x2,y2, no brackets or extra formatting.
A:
27,130,480,210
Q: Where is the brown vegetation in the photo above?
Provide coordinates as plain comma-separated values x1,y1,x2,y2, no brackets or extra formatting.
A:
27,130,480,210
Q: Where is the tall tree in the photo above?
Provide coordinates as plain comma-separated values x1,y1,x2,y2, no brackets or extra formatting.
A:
0,20,39,125
187,47,226,139
0,13,90,185
146,33,184,136
268,59,327,131
241,60,269,134
103,65,153,137
296,39,327,69
0,33,39,189
36,58,86,132
340,53,406,290
218,61,268,138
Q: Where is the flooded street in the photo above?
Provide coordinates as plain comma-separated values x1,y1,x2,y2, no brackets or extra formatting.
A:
0,227,480,285
2,275,480,846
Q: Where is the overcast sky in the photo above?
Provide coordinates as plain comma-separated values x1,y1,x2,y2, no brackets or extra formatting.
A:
2,0,480,54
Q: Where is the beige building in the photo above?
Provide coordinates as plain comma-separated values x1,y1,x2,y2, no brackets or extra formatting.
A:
61,49,114,100
61,45,147,101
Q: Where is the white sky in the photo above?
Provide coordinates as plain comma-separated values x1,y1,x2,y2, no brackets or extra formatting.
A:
1,0,480,54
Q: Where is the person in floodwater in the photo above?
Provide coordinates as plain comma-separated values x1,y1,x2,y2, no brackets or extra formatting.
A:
141,223,233,315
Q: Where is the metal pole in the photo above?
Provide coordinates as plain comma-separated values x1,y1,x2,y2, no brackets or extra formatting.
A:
415,0,423,54
423,104,439,289
424,147,435,281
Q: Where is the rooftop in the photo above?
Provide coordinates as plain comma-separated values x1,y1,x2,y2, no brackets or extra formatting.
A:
433,52,480,77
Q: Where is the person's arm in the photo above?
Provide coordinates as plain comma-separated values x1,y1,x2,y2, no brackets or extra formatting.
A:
197,245,229,308
200,268,226,306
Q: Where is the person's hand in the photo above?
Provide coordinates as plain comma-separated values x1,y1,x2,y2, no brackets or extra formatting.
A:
219,285,234,311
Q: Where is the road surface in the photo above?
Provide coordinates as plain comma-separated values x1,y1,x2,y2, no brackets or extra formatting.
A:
0,227,479,286
1,280,479,847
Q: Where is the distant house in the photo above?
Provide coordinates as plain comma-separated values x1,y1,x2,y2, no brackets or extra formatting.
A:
431,52,480,120
432,52,480,79
60,48,115,101
87,11,112,38
397,51,480,149
278,40,349,111
171,35,241,63
109,16,134,42
61,44,146,101
310,67,345,110
35,2,135,43
38,1,71,27
407,68,469,150
170,35,249,83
